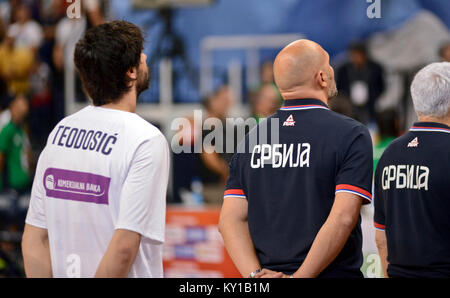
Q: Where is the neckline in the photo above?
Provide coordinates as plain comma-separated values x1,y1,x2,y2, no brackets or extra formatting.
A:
410,122,450,133
280,98,329,111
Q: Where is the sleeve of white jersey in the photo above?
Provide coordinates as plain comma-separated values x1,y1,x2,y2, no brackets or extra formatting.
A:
25,151,48,229
115,134,170,243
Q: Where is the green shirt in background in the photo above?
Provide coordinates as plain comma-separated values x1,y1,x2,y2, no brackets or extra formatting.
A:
373,136,396,172
0,121,31,191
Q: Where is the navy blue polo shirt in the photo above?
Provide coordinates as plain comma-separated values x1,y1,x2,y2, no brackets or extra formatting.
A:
224,98,373,277
374,122,450,278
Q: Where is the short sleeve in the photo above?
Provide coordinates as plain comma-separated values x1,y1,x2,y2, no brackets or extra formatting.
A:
335,126,374,205
115,134,170,243
223,154,246,199
25,151,47,229
373,164,386,231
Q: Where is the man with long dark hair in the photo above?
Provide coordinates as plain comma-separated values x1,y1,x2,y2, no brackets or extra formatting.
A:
21,21,170,278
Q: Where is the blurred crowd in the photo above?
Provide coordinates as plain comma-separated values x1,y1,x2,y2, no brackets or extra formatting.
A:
175,39,450,206
0,0,109,276
0,0,449,277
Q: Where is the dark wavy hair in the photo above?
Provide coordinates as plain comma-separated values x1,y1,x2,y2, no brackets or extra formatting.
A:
74,20,144,106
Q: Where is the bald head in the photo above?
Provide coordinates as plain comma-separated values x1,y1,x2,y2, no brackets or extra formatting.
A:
274,40,336,100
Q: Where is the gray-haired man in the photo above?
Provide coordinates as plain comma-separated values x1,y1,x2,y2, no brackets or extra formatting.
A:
374,62,450,278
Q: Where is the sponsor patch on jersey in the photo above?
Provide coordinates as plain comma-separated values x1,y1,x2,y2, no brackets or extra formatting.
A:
283,115,296,127
407,137,419,148
43,168,110,205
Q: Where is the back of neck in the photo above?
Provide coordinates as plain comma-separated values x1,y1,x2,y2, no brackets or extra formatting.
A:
418,115,450,127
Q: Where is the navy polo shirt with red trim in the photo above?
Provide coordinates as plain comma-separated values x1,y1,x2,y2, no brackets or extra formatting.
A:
224,98,373,277
374,122,450,278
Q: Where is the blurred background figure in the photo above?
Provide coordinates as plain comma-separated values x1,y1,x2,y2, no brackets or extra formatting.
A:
329,94,355,119
0,95,33,271
337,42,386,125
260,60,275,85
373,109,400,171
52,0,106,127
0,32,33,96
0,94,33,194
198,85,235,205
251,83,282,123
6,3,43,55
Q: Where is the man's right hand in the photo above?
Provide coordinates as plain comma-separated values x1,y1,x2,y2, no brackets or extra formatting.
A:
254,269,285,278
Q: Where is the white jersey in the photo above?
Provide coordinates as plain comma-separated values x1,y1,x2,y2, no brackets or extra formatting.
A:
25,106,170,278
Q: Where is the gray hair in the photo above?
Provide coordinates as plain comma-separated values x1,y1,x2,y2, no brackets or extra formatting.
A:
411,62,450,118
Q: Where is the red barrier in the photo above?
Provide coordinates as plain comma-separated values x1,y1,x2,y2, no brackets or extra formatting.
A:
163,206,241,278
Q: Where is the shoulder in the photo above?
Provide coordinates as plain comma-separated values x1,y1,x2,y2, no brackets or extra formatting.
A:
382,133,410,155
56,106,90,125
327,110,370,138
125,113,165,141
120,113,169,156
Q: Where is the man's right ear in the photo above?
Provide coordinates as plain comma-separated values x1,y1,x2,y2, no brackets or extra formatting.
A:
316,71,328,89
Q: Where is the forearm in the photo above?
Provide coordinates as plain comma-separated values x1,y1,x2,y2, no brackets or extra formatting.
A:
377,246,389,278
22,228,52,278
293,216,356,278
375,231,389,278
95,251,135,278
219,219,261,278
95,230,140,278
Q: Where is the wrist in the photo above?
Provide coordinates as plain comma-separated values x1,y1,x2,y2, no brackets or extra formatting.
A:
292,268,314,278
248,269,262,278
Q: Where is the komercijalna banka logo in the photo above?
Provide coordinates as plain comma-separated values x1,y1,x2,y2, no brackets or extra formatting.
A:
44,168,111,205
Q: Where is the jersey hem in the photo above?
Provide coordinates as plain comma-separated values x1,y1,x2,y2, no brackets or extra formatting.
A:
374,221,386,231
335,184,372,205
25,219,47,230
224,189,247,199
115,225,164,244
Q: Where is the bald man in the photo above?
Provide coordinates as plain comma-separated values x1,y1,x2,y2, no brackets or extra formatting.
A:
219,40,373,278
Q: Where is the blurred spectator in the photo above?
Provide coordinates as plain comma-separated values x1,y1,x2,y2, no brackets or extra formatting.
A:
248,60,276,108
260,60,275,85
7,3,43,55
199,85,235,205
251,83,282,123
373,109,400,171
39,0,66,67
337,42,385,125
52,0,106,123
439,41,450,62
172,116,201,204
0,33,34,95
329,94,355,119
29,57,52,151
0,95,32,193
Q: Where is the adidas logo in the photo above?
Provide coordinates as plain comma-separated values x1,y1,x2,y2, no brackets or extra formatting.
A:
408,137,419,148
283,115,296,127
